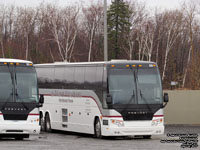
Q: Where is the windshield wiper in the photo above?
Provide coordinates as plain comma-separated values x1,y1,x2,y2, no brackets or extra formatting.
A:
139,89,152,111
121,90,135,114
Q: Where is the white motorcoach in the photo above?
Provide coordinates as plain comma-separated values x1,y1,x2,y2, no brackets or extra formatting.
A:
35,60,168,138
0,59,43,140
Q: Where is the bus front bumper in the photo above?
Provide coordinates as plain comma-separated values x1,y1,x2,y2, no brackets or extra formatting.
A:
101,126,164,136
0,124,40,135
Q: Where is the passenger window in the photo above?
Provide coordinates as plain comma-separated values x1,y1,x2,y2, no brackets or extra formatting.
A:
64,67,75,84
55,67,65,82
74,67,85,84
37,67,54,83
85,67,96,84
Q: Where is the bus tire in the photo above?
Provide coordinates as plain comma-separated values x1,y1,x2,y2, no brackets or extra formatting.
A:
15,134,29,140
45,113,52,133
94,118,102,138
143,135,151,139
40,112,45,132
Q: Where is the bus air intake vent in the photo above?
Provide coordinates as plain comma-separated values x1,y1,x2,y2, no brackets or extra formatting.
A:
6,130,23,133
3,114,28,120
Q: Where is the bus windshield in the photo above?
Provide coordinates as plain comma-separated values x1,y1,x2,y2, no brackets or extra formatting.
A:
137,68,162,104
0,65,38,103
108,67,162,105
15,66,39,103
0,66,13,102
108,69,136,104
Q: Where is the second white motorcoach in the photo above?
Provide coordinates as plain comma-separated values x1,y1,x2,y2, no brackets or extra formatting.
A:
35,60,168,138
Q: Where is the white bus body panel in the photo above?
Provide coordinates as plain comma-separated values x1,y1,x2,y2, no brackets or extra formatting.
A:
0,109,40,135
42,95,101,134
101,117,164,136
41,95,164,136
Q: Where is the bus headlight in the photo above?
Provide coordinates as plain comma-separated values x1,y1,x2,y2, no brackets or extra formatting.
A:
111,120,124,127
152,118,163,126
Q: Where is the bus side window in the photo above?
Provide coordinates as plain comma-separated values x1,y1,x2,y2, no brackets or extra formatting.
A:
54,67,65,89
64,67,75,89
74,67,85,89
85,67,96,89
96,66,104,102
37,67,54,88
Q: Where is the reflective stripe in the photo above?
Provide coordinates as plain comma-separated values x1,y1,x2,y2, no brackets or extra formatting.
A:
153,115,163,117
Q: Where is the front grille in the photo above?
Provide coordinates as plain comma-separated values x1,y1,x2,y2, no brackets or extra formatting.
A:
6,130,23,133
3,114,28,120
122,113,153,121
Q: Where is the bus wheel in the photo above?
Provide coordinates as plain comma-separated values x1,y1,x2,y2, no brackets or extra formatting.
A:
95,118,102,138
15,134,29,140
45,113,52,133
40,113,45,132
143,135,151,139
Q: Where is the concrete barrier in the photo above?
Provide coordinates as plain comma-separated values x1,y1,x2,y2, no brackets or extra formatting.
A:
164,90,200,125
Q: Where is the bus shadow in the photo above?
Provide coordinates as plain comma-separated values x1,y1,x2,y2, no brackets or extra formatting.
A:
0,138,32,142
41,130,145,140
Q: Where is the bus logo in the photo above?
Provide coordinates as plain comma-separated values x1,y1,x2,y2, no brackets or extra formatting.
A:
128,112,148,115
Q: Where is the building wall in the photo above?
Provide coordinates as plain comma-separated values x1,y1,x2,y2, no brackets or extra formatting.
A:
164,90,200,125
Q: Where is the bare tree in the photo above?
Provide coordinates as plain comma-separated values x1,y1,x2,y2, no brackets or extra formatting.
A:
161,11,183,81
48,5,79,62
0,6,6,58
82,2,103,62
16,7,38,60
182,2,197,87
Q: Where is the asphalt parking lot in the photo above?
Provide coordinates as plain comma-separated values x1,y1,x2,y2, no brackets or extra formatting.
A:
0,126,199,150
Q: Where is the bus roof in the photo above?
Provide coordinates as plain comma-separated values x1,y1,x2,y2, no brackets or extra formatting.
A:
0,58,33,64
35,60,156,67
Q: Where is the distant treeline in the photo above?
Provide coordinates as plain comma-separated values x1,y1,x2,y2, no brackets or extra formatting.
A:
0,0,200,89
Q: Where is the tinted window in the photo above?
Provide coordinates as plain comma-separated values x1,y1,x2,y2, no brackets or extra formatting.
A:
55,67,65,82
16,66,38,103
64,67,74,84
85,67,96,84
137,68,162,104
0,66,13,102
96,66,103,83
36,67,54,88
108,69,136,104
74,67,85,84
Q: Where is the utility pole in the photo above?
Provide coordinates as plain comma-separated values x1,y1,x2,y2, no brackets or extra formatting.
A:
104,0,108,61
115,0,119,59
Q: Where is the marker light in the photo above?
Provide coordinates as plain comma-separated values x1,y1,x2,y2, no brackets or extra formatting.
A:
149,64,156,67
126,65,130,67
132,65,136,67
10,63,14,65
138,65,142,67
111,65,115,67
27,63,33,66
152,118,163,126
4,62,7,65
16,63,20,66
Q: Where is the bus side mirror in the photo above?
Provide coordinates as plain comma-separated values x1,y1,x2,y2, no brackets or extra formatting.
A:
163,93,169,103
106,94,112,104
39,95,44,104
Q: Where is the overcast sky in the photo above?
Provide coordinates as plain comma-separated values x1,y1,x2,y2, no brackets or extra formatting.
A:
0,0,190,9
